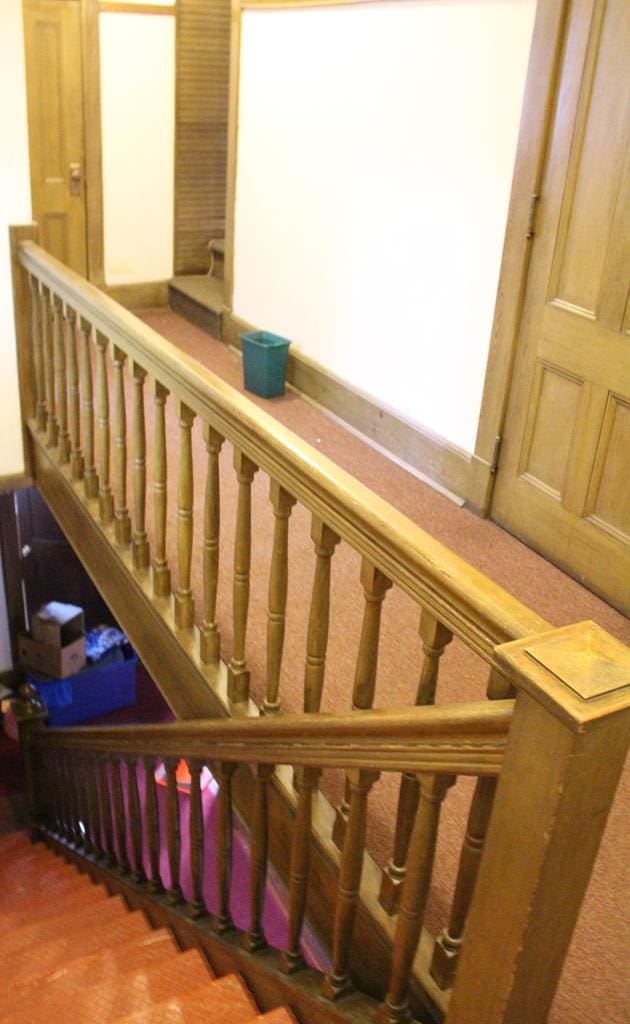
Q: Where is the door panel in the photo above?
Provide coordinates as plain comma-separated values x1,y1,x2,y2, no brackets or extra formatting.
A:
492,0,630,614
23,0,87,275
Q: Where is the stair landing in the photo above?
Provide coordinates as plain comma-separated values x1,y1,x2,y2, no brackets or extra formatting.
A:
1,832,296,1024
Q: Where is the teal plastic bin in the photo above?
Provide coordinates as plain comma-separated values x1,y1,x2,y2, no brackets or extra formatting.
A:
240,330,290,398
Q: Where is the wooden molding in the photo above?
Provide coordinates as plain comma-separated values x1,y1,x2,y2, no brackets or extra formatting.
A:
0,474,30,494
470,0,569,515
81,0,105,287
99,2,175,13
224,311,471,501
105,280,170,309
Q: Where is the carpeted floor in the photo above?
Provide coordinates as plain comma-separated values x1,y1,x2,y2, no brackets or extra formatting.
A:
132,308,629,1024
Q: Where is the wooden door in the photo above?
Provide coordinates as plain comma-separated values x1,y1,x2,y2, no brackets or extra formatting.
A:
23,0,88,275
492,0,630,615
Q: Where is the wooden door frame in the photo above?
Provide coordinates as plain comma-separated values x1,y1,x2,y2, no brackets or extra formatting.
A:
80,0,105,286
468,0,570,515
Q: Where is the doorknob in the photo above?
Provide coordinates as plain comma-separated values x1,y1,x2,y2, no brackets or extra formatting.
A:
69,162,82,196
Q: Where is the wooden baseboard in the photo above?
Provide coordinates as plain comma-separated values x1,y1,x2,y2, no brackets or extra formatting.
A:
223,311,471,501
0,473,30,493
105,280,169,310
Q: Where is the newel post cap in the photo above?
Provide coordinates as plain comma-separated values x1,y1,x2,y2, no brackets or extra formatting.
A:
495,621,630,732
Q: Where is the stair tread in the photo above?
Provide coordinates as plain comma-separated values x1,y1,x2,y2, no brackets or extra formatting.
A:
2,929,177,1015
0,870,96,911
169,274,224,312
4,909,150,987
3,948,214,1024
114,973,258,1024
0,893,129,955
0,879,108,932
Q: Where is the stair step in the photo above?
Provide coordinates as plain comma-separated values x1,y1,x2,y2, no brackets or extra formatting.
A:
1,929,177,1017
4,948,214,1024
0,879,108,932
0,893,129,956
169,275,223,337
116,973,258,1024
0,870,96,912
3,909,150,987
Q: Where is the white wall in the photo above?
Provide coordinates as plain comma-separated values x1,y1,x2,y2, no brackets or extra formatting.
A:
100,12,175,285
234,0,536,454
0,0,33,479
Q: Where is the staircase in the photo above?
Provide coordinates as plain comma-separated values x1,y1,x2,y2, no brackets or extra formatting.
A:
169,237,225,337
1,832,294,1024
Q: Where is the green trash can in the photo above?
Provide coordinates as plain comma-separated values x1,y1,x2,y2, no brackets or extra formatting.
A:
240,330,291,399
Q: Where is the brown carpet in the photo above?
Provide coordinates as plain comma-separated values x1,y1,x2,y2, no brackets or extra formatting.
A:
135,308,629,1024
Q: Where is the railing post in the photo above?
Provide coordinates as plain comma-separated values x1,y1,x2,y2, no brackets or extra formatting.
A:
446,622,630,1024
13,682,48,843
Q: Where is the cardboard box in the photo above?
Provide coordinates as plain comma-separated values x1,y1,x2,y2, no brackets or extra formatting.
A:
31,602,85,647
27,646,137,727
18,632,86,679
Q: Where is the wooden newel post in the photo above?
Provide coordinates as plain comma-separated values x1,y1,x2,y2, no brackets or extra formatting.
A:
446,622,630,1024
13,682,48,842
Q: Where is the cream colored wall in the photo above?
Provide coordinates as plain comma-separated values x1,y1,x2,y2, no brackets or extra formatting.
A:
100,11,175,285
233,0,537,454
0,0,32,480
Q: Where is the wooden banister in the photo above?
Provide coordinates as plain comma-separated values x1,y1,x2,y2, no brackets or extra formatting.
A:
16,240,550,668
30,701,514,776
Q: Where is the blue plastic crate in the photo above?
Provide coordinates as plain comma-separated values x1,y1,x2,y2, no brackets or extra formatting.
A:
240,330,290,398
28,646,137,727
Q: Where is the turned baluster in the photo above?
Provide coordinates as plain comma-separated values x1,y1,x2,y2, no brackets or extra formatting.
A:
227,450,258,701
187,758,206,918
333,560,392,847
96,331,114,523
199,424,224,663
280,766,321,974
245,763,274,952
79,317,98,499
378,774,455,1024
304,517,341,712
87,755,104,860
65,307,84,479
263,482,296,714
29,275,46,431
68,756,84,848
40,753,55,834
144,756,163,892
152,382,171,598
174,403,196,628
41,286,58,448
379,610,453,913
111,757,130,873
56,753,71,839
213,761,236,933
47,752,63,837
98,756,116,867
126,755,145,884
132,364,149,569
78,756,94,856
322,770,380,1000
165,757,183,904
430,776,497,988
52,296,70,462
112,347,131,545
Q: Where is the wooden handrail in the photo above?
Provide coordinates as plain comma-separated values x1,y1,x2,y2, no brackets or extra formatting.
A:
17,240,549,667
30,700,514,777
